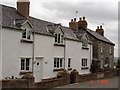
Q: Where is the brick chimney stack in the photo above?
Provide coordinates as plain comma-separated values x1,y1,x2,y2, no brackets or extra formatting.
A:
78,16,88,30
69,18,78,31
96,25,104,36
17,0,30,17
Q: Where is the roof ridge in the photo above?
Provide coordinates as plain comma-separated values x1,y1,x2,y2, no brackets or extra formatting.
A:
1,4,16,10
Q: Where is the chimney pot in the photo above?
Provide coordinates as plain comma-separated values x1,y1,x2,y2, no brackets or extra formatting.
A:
97,26,99,29
74,18,76,22
71,19,73,22
83,16,85,20
100,25,102,29
79,17,82,21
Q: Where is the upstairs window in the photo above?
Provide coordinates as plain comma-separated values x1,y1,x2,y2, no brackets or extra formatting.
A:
110,46,112,54
82,38,88,47
82,58,87,67
21,58,30,71
55,33,64,44
22,29,31,40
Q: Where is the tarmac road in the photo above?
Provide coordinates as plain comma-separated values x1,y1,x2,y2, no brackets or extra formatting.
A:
56,76,119,88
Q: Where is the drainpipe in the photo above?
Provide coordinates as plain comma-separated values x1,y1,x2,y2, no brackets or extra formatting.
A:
0,11,2,80
32,31,35,75
64,38,66,69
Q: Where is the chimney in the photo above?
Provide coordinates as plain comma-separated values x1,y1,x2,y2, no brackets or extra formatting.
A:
78,16,88,30
96,25,104,36
17,0,30,17
69,18,78,31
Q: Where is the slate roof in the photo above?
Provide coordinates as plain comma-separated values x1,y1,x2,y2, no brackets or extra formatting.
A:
1,4,114,45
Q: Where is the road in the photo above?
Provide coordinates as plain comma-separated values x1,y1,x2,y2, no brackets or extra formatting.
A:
57,76,119,88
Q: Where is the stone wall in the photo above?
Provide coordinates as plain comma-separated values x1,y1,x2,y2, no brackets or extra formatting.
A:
70,69,117,83
1,69,117,89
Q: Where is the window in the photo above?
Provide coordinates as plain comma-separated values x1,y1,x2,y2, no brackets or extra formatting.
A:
82,58,87,67
82,39,88,47
21,58,30,71
22,29,31,39
110,46,112,54
68,58,71,68
54,33,64,44
54,58,63,68
55,34,57,43
100,47,103,53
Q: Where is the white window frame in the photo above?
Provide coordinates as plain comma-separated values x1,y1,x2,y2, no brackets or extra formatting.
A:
54,58,64,68
21,58,30,71
81,58,87,67
82,38,88,47
22,28,31,40
54,33,64,44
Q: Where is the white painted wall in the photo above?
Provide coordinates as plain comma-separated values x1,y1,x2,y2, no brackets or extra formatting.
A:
2,28,21,78
2,28,33,79
34,34,55,79
2,26,92,82
65,39,92,74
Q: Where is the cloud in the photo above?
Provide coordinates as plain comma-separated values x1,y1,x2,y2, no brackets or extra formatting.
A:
0,0,118,57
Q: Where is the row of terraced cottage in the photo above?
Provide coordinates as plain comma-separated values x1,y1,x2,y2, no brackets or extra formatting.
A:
0,0,115,82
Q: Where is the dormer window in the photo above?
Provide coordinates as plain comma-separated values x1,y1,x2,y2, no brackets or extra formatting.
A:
55,33,64,44
82,38,88,47
22,29,31,40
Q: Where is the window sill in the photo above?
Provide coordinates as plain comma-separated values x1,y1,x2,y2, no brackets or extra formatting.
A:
21,39,33,43
54,43,65,47
82,47,89,50
53,68,64,72
68,68,72,71
81,67,89,70
19,71,32,75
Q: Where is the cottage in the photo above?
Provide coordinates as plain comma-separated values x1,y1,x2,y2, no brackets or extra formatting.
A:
69,17,115,70
1,0,93,82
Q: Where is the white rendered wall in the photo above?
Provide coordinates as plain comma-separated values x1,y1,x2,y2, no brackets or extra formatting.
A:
34,34,55,79
2,28,21,78
2,28,33,79
65,39,92,74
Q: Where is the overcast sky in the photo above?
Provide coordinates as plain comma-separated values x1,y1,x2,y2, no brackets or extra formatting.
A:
0,0,119,57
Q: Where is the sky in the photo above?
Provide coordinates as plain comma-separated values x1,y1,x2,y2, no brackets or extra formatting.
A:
0,0,119,57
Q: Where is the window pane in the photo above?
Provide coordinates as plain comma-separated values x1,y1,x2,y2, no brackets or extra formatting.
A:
55,34,57,43
60,59,62,67
22,29,26,38
26,58,30,70
21,59,25,70
54,58,57,67
68,58,71,67
61,35,64,43
58,34,60,43
27,30,31,39
85,59,87,66
57,58,59,68
82,59,84,66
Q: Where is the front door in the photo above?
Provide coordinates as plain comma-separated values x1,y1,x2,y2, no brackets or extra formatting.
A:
34,58,43,82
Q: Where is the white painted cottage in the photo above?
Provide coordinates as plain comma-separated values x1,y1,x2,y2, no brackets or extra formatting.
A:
0,0,93,82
